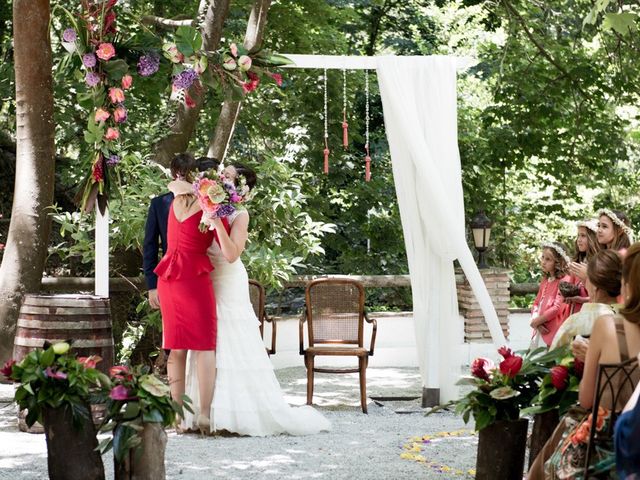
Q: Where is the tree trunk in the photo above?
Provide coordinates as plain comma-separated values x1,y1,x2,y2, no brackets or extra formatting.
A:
43,404,105,480
0,0,56,363
207,0,272,162
114,423,167,480
152,0,232,166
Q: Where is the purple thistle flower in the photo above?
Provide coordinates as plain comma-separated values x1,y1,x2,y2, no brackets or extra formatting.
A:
172,68,198,90
62,28,76,43
106,154,120,166
82,53,97,68
85,72,101,87
137,53,160,77
214,204,236,218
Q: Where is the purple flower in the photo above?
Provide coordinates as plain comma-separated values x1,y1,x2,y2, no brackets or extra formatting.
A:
85,72,101,87
44,367,68,380
215,204,236,218
82,53,97,68
62,28,76,43
172,68,198,90
109,385,135,400
106,154,120,166
137,53,160,77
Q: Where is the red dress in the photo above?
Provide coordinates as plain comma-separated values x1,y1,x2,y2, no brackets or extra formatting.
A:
154,204,217,350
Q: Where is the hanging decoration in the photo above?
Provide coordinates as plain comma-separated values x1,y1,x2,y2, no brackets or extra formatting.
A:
342,68,349,149
323,67,330,174
364,69,371,182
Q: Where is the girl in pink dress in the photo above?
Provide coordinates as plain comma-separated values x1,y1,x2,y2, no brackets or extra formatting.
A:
565,220,600,314
530,242,572,347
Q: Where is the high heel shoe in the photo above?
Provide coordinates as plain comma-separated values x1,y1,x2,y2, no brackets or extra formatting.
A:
196,414,210,436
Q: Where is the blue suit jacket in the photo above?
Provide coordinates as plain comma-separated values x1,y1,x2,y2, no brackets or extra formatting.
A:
143,192,173,290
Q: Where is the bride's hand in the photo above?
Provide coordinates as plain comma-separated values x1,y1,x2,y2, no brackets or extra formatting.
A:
212,217,224,229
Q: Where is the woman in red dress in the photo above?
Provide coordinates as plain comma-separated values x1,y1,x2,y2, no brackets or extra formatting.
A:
154,153,217,433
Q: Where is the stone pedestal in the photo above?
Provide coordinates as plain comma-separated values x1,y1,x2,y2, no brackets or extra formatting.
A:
456,268,511,343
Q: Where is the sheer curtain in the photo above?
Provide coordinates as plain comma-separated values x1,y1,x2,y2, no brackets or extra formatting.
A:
376,56,506,401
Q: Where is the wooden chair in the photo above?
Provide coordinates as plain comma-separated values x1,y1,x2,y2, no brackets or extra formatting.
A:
584,355,639,478
299,278,377,413
248,279,276,355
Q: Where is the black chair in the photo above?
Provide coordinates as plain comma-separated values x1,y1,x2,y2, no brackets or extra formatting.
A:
248,279,276,355
584,356,639,478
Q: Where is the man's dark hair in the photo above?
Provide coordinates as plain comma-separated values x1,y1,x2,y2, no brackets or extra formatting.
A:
196,156,220,172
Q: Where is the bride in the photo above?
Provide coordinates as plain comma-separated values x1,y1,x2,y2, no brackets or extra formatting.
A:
183,163,331,436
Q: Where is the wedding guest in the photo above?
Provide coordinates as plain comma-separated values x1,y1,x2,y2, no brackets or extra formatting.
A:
551,250,621,349
614,354,640,479
597,208,633,255
154,153,218,434
530,242,572,347
565,220,600,312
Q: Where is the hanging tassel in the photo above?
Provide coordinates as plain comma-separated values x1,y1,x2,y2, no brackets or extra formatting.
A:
323,140,330,174
365,155,371,182
342,112,348,149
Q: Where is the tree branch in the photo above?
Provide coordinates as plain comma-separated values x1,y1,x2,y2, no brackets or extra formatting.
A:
501,0,588,98
207,0,272,162
140,15,196,29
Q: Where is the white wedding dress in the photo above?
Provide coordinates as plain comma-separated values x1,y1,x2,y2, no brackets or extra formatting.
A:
183,211,331,436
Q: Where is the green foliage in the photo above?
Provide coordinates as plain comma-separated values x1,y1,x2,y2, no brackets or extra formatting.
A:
3,342,110,428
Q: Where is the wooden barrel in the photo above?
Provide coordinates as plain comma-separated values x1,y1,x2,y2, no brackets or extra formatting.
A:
13,294,114,375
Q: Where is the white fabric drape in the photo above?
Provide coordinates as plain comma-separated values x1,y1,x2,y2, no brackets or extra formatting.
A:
376,56,506,399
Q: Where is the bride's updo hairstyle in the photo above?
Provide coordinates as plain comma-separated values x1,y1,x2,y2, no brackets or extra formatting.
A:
170,152,196,182
231,163,257,190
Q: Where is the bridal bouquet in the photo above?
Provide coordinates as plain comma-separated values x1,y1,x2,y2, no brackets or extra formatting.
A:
193,170,253,230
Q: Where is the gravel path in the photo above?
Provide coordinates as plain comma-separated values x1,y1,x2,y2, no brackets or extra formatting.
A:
0,367,478,479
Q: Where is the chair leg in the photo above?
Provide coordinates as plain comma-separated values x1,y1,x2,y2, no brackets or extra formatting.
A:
359,356,367,414
306,355,314,405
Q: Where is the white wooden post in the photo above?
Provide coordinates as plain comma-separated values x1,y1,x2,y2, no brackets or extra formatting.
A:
95,203,109,297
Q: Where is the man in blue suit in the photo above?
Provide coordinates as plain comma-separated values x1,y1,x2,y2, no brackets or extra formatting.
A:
143,156,219,308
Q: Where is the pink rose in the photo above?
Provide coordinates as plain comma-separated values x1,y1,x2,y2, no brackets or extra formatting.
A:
499,355,523,378
108,87,125,104
95,108,110,122
113,106,127,124
550,365,569,390
96,43,116,61
238,55,252,71
121,74,133,90
470,357,493,381
104,127,120,141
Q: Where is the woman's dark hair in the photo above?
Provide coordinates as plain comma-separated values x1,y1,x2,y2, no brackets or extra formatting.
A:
170,152,196,181
620,243,640,324
587,250,622,299
196,156,219,173
231,163,257,190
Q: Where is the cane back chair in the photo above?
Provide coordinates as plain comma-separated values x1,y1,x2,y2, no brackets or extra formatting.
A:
299,278,377,413
248,279,276,355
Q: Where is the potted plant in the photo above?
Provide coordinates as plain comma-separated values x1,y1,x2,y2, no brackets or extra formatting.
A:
1,342,109,480
455,346,549,480
522,345,583,468
98,364,192,480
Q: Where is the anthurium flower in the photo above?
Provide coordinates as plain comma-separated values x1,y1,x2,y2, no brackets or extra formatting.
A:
52,342,70,355
223,56,237,71
104,127,120,141
108,87,125,104
163,43,184,63
470,357,493,382
109,385,135,401
201,179,226,204
139,374,170,397
498,346,513,359
489,386,520,400
238,55,252,71
499,355,523,378
77,355,102,369
550,365,569,390
113,106,127,124
121,74,133,90
109,365,130,379
1,359,16,378
44,367,68,380
96,43,116,61
95,108,110,122
230,43,238,57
